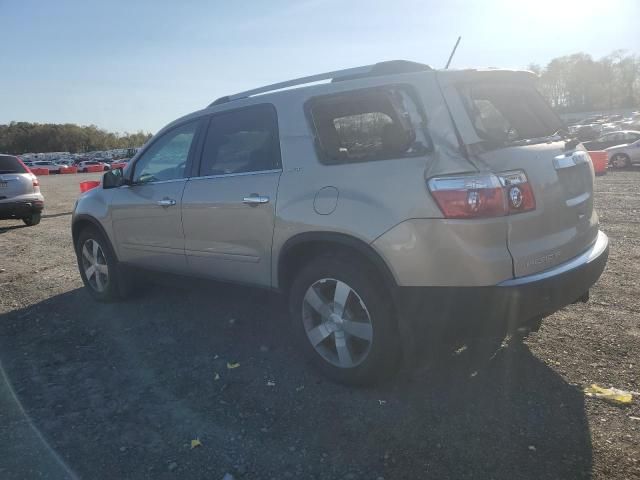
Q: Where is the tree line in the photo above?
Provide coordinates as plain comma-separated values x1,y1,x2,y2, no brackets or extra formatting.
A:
529,50,639,113
0,122,152,155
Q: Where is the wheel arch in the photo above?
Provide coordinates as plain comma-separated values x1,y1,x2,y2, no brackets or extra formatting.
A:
72,214,118,260
276,232,398,295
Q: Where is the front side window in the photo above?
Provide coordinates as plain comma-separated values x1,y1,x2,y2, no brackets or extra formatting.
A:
308,87,429,164
133,120,198,183
199,104,281,176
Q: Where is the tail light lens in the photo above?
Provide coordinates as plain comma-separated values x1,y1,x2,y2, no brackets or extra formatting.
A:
428,170,535,219
428,174,506,219
499,170,536,214
16,157,40,189
16,156,32,174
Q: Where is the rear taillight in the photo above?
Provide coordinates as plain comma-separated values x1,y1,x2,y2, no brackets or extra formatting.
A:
428,170,535,219
32,176,39,187
428,174,506,219
499,170,536,214
16,156,32,174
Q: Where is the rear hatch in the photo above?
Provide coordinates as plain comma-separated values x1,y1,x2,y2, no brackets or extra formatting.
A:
437,70,598,277
0,156,34,200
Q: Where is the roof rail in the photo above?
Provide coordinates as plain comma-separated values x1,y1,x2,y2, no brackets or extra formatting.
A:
208,60,431,107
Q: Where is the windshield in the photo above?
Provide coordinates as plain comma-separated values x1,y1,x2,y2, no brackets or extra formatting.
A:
457,82,564,149
0,155,27,174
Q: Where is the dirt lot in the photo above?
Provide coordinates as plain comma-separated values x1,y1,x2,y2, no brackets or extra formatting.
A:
0,171,638,480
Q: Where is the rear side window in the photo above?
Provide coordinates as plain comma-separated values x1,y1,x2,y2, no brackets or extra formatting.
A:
308,87,430,164
0,156,27,174
625,132,640,143
199,104,281,176
457,82,564,148
605,132,625,143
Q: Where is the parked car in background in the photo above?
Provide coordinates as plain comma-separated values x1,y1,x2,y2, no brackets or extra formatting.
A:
31,161,69,174
56,159,75,166
582,130,640,151
0,154,44,226
109,159,129,170
77,160,110,172
573,124,601,141
599,123,618,134
72,61,608,385
606,138,640,168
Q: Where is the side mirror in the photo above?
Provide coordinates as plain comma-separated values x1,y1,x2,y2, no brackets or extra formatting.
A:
103,168,127,189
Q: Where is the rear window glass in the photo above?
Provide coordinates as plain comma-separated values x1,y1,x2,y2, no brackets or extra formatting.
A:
457,82,564,148
308,87,430,164
0,156,27,174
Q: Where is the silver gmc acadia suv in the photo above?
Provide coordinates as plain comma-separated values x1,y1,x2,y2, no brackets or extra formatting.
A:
72,60,609,385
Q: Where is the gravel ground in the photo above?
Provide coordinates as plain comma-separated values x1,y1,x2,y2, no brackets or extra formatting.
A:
0,170,638,480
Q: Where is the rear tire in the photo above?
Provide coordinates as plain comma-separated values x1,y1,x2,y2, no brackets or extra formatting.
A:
611,153,631,169
76,227,130,301
289,255,400,385
22,213,41,226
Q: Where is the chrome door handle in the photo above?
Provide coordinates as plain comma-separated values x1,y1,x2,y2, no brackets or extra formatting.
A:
243,195,270,206
156,198,176,207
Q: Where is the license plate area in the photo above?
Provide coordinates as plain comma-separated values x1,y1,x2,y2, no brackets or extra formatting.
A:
557,167,589,198
0,181,7,188
553,151,593,202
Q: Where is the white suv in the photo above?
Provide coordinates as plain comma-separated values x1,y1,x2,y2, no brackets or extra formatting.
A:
72,60,608,384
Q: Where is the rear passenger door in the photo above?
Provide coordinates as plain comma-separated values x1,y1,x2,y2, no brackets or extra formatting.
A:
181,104,282,287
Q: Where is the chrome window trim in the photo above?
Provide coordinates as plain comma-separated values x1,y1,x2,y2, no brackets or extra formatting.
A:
122,178,187,187
188,168,282,181
121,169,282,187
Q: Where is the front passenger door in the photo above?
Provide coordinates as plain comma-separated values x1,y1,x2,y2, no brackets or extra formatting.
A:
110,120,201,273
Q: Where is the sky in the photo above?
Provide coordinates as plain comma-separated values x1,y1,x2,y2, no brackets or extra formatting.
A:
1,0,638,134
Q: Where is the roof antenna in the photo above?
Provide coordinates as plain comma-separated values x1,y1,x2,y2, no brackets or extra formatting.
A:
445,36,461,69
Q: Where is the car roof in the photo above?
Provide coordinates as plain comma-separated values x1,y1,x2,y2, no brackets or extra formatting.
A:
156,60,537,139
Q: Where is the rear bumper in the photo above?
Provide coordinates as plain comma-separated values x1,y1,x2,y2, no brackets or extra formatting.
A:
395,230,609,340
0,199,44,219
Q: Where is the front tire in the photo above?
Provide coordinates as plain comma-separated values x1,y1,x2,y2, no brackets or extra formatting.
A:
23,213,41,226
76,227,126,301
289,255,400,385
611,153,631,169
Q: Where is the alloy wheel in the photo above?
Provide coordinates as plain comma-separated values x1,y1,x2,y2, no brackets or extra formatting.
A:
612,154,630,168
302,278,373,368
81,238,109,292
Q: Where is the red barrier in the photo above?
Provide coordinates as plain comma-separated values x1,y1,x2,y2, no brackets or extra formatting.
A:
31,168,50,175
588,151,608,176
60,166,78,174
84,164,104,173
80,180,101,193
